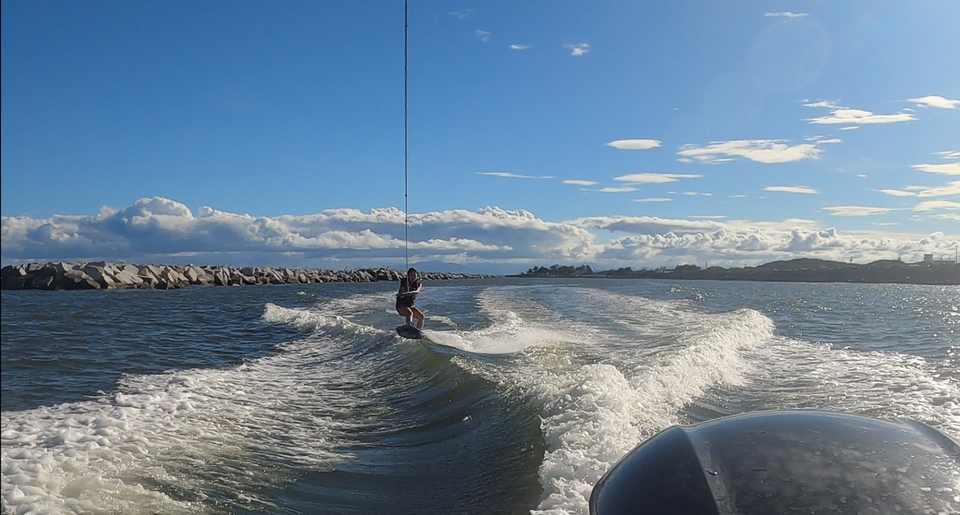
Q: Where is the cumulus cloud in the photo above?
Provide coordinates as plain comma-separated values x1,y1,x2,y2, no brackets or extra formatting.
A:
908,95,960,109
606,139,662,150
633,198,672,203
912,162,960,176
510,44,532,50
565,43,589,56
764,186,819,194
677,140,822,164
475,30,490,42
765,12,808,18
805,101,916,126
477,172,553,179
563,179,598,186
614,173,702,184
3,197,957,271
822,206,897,217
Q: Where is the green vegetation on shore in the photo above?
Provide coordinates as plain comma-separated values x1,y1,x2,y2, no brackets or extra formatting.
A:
515,258,959,286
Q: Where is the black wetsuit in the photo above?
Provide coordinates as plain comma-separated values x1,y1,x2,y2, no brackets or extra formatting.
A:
396,277,421,309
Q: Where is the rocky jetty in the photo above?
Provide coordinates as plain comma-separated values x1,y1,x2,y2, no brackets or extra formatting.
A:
0,262,494,291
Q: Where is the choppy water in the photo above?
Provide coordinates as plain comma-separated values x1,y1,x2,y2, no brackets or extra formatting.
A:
2,278,958,514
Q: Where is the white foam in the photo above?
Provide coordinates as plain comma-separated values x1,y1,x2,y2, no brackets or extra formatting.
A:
448,286,776,515
0,306,386,514
741,337,960,437
262,302,385,336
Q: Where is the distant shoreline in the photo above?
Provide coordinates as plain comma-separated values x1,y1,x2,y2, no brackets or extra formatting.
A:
511,258,959,286
0,262,498,291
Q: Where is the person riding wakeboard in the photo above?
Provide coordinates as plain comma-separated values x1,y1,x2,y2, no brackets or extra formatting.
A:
396,267,425,330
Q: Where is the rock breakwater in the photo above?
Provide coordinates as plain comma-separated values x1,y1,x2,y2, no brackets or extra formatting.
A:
0,262,494,291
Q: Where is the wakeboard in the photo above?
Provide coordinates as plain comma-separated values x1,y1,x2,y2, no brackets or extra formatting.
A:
396,324,425,340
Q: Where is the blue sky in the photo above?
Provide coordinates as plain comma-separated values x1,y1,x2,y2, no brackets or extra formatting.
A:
2,0,958,272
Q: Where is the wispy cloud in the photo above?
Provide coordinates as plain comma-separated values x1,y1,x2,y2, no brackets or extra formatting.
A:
908,95,960,109
764,186,819,194
565,43,589,56
935,151,960,160
912,162,960,176
816,138,842,144
450,9,473,20
840,126,860,131
606,139,662,150
682,191,713,196
614,173,702,184
765,12,808,18
805,101,916,126
857,174,868,178
677,139,822,164
823,206,897,217
477,172,553,179
475,30,490,42
563,179,598,186
509,44,532,51
633,198,672,203
596,186,638,193
730,194,747,198
879,181,960,198
913,200,960,212
878,189,916,197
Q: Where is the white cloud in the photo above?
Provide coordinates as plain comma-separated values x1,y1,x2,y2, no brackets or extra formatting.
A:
935,151,960,160
510,44,532,50
596,186,638,193
912,162,960,176
633,198,673,203
4,197,957,272
451,9,473,19
931,213,960,221
614,173,702,184
730,194,747,198
803,100,840,108
856,174,868,178
677,139,822,164
840,126,860,131
477,172,553,179
823,206,898,217
913,200,960,212
764,186,819,194
606,139,662,150
690,215,727,219
677,157,693,163
878,189,916,197
880,181,960,198
682,192,713,196
908,95,960,109
563,179,599,186
766,12,808,18
806,105,916,126
565,43,589,56
476,30,490,42
816,138,842,144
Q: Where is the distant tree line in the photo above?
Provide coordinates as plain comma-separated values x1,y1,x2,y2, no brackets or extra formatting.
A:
523,264,594,277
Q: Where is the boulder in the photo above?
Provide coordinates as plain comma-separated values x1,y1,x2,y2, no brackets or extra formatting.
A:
62,270,101,290
112,269,144,288
83,265,117,289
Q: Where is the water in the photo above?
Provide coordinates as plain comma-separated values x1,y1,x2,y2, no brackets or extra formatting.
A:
1,279,958,514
